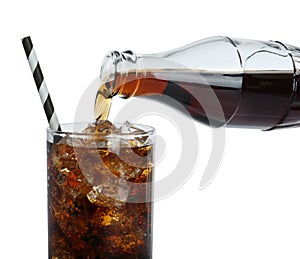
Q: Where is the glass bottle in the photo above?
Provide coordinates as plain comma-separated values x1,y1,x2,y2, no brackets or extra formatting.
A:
95,36,300,130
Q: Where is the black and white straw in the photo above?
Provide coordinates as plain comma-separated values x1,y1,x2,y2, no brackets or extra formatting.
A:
22,36,61,131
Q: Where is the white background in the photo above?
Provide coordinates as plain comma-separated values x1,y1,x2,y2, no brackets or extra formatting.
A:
1,1,300,258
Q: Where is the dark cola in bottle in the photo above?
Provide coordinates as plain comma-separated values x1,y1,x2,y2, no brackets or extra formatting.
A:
95,36,300,130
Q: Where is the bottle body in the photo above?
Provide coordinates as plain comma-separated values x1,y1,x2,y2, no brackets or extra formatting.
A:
97,36,300,130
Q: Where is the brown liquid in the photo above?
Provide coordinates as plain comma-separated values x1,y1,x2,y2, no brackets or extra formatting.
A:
48,128,153,258
95,70,295,130
94,90,111,121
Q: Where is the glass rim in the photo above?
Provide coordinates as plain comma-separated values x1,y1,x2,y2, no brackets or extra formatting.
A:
46,122,155,138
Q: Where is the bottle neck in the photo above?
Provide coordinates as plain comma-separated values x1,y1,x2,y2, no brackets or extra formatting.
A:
100,50,141,98
100,50,187,98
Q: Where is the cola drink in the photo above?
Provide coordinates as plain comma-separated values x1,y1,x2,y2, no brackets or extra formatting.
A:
47,121,154,258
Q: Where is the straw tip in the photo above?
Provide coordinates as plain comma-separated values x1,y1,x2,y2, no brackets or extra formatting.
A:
21,36,31,42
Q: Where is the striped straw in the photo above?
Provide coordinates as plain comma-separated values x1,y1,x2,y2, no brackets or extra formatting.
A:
22,36,61,131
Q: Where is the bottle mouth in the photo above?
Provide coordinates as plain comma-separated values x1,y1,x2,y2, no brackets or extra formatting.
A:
100,51,121,97
100,50,138,97
100,50,138,98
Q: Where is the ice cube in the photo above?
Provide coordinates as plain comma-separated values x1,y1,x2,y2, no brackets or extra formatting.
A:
118,121,145,135
102,151,148,181
83,120,118,136
81,120,119,146
95,120,118,135
118,121,150,147
118,121,132,134
87,178,130,208
132,135,150,147
65,135,87,147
